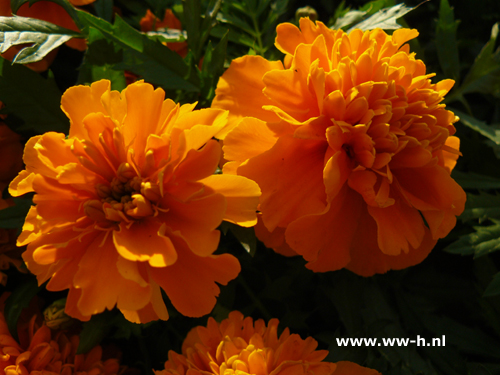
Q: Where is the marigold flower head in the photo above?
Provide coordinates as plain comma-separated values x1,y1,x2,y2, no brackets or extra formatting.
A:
213,18,466,275
155,311,380,375
0,303,124,375
9,79,260,323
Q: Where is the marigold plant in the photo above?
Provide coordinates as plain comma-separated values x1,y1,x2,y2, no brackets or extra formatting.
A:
155,311,380,375
213,18,466,276
0,303,124,375
9,79,260,323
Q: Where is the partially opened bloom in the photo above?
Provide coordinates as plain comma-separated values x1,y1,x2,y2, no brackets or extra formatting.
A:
213,19,466,275
9,79,260,323
0,302,124,375
155,311,380,375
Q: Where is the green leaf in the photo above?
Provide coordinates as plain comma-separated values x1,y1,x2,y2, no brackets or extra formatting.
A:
0,196,33,229
4,277,42,341
452,170,500,190
436,0,460,81
200,30,228,106
459,23,500,98
75,11,199,92
0,56,68,134
348,2,418,32
484,272,500,297
332,10,366,30
461,192,500,223
0,15,81,64
93,0,114,23
444,220,500,258
453,108,500,145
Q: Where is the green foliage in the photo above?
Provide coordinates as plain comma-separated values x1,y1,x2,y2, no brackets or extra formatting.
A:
4,278,42,341
0,15,81,64
436,0,460,81
0,56,68,134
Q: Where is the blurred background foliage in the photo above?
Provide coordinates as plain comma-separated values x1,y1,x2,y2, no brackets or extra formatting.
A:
1,0,500,374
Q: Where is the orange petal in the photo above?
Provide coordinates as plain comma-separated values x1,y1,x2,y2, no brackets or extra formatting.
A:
121,281,169,323
222,117,278,165
113,220,178,267
200,174,260,227
346,207,436,276
159,192,226,257
285,186,362,272
212,55,283,131
238,135,327,231
174,139,221,182
253,217,297,257
150,238,240,317
367,200,425,255
61,80,110,140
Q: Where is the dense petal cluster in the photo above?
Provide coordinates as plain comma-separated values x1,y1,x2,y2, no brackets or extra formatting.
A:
155,311,380,375
0,309,123,375
9,80,260,323
213,18,466,275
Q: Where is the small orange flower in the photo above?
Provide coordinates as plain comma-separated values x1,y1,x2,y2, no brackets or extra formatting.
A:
9,79,260,323
155,311,380,375
213,19,466,275
0,305,123,375
140,9,188,58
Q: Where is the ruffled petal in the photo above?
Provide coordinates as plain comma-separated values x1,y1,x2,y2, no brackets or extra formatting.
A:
151,238,240,317
238,135,327,231
212,55,283,131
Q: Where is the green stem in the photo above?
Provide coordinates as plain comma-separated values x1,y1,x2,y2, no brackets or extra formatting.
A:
250,13,264,55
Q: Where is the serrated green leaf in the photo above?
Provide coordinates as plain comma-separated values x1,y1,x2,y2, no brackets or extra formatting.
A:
436,0,460,80
484,272,500,297
4,277,42,341
76,11,198,92
0,56,68,134
461,192,500,223
452,170,500,190
0,15,81,64
444,221,500,257
145,29,187,44
347,2,417,31
332,10,367,30
459,23,500,98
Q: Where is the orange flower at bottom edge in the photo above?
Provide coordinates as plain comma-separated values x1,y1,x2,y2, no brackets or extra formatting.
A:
155,311,380,375
0,306,124,375
9,79,260,324
213,18,466,276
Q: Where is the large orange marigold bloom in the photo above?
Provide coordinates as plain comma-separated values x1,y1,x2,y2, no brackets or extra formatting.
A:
155,311,380,375
9,79,260,323
0,306,123,375
213,19,466,276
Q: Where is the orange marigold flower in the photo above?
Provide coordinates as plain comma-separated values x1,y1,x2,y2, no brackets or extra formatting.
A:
0,305,124,375
155,311,380,375
212,18,466,276
9,79,260,323
140,9,188,58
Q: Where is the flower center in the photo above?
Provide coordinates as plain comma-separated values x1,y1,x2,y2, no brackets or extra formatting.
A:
83,162,162,223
